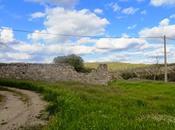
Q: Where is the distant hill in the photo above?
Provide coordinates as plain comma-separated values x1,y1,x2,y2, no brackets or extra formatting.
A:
85,62,148,72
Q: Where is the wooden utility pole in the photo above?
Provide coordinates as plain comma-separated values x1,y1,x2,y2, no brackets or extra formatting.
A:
164,35,168,83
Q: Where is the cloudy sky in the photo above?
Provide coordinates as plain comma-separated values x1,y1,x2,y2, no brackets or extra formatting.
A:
0,0,175,63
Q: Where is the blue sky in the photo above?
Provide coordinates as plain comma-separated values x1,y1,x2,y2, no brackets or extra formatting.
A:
0,0,175,63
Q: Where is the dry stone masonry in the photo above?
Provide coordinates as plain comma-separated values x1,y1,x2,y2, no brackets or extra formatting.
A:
0,63,111,85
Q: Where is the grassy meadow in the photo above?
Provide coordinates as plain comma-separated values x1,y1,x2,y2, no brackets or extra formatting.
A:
0,79,175,130
85,62,148,72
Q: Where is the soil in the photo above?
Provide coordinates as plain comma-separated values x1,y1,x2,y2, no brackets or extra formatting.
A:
0,87,48,130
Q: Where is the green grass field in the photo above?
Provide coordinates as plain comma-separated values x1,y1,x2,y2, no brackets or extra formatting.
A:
0,79,175,130
85,62,148,72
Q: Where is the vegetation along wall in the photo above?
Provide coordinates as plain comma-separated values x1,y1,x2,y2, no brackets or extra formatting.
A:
0,63,111,85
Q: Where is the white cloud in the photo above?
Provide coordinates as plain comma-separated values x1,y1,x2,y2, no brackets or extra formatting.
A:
128,24,137,30
1,7,110,62
6,52,31,60
11,42,43,53
109,3,140,16
1,5,175,64
6,35,149,62
42,43,95,55
122,7,139,15
77,38,97,45
0,28,14,43
139,18,175,37
95,37,147,51
30,12,45,20
150,0,175,6
159,18,170,26
2,40,95,62
170,14,175,19
26,0,78,8
94,8,103,14
109,2,121,12
28,7,109,43
2,34,175,63
15,39,96,55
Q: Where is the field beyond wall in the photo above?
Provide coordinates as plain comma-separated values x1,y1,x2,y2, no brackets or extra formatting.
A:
85,62,148,72
0,79,175,130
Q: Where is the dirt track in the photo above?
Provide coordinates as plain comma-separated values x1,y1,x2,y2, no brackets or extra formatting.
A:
0,87,48,130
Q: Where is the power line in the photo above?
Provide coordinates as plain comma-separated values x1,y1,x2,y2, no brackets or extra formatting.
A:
1,27,173,39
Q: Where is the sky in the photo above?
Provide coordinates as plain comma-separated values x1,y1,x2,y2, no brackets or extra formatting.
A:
0,0,175,63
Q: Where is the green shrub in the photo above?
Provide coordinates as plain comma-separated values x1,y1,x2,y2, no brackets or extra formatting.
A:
53,54,85,72
121,71,137,80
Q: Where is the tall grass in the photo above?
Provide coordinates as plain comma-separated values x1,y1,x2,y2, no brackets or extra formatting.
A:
0,79,175,130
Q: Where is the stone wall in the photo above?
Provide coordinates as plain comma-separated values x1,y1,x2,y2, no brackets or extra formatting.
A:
0,63,111,85
111,64,175,81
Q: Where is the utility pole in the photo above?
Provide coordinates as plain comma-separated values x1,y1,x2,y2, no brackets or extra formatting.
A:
164,35,168,83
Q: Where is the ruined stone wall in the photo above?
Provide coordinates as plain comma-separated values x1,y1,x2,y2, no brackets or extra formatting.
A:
0,63,111,85
110,65,175,81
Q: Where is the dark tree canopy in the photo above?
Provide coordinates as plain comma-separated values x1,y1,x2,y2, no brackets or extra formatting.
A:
53,54,84,72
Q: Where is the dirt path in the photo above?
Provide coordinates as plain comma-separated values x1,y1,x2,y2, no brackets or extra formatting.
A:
0,87,48,130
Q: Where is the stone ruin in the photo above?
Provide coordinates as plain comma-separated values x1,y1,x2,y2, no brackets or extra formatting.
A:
0,63,111,85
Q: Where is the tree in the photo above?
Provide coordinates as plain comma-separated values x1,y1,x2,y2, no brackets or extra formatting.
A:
53,54,84,72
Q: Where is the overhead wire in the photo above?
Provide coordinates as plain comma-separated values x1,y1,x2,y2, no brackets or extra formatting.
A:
1,27,173,39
